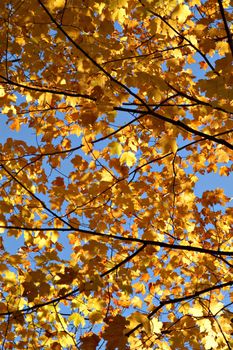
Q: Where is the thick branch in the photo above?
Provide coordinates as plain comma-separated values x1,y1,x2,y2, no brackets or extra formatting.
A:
217,0,233,57
116,107,233,151
126,280,233,336
1,225,233,257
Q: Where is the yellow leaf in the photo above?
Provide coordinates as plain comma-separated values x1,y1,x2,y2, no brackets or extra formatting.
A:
72,124,82,136
109,141,123,156
69,313,85,327
0,85,6,97
100,169,114,182
210,301,223,315
171,4,191,24
160,136,178,153
131,296,143,308
26,93,33,102
48,0,65,10
129,311,152,334
216,149,229,163
133,282,146,294
15,37,26,45
150,317,163,334
60,78,66,85
190,303,203,317
186,34,198,47
0,221,5,234
51,231,59,243
58,332,74,347
132,311,147,324
4,270,17,284
66,96,78,107
120,151,137,167
202,333,218,350
113,8,126,24
198,318,212,333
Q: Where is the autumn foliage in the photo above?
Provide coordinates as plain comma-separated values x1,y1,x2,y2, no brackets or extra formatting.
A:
0,0,232,348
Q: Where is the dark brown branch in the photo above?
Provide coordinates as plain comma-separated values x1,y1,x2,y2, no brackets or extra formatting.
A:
0,58,21,64
1,225,233,257
123,102,199,107
166,83,233,114
0,164,70,229
0,286,80,317
0,239,232,323
0,244,146,318
1,126,232,222
116,107,233,151
0,135,232,326
0,74,95,101
138,0,219,75
125,280,233,336
5,127,230,219
102,44,189,65
37,0,148,108
214,34,233,42
2,115,232,169
217,0,233,57
101,244,147,277
213,313,232,350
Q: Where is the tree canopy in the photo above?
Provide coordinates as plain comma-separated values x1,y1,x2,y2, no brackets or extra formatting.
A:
0,0,232,348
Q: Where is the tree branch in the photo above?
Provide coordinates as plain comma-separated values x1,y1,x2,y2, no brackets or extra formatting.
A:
0,244,146,317
166,83,233,114
1,225,233,257
217,0,233,57
126,280,233,336
37,0,148,108
138,0,220,75
0,74,95,100
116,107,233,151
